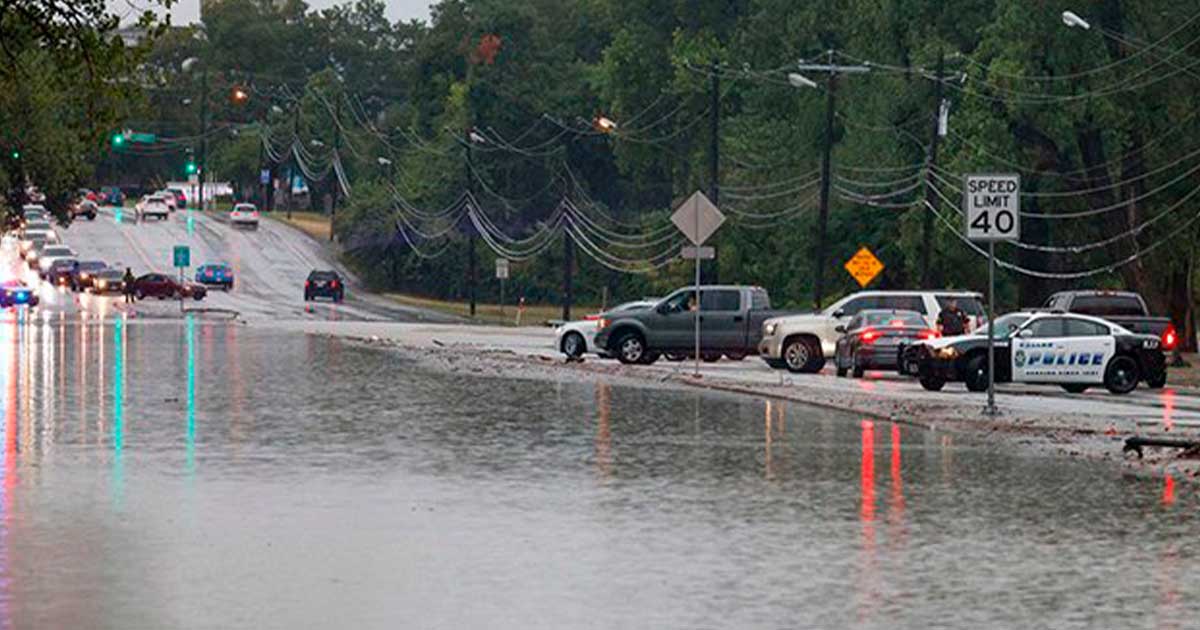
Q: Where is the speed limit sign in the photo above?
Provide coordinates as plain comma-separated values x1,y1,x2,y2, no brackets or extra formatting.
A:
964,174,1020,242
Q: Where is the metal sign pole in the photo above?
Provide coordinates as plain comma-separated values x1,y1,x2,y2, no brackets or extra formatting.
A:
694,209,701,377
986,241,996,415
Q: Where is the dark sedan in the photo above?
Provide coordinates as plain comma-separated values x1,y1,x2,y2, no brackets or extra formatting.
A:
304,270,344,303
132,273,207,301
90,269,126,294
833,310,939,378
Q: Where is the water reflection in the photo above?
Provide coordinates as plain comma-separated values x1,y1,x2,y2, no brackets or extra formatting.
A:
111,317,125,508
186,314,197,475
593,382,611,477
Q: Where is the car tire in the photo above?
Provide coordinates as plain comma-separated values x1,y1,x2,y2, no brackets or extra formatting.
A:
701,353,721,363
782,337,822,374
193,293,204,301
1104,356,1140,395
561,332,586,359
919,375,946,391
639,352,661,366
135,290,144,300
1061,384,1089,394
851,352,865,378
964,354,989,392
835,363,847,377
1147,371,1167,389
763,358,786,370
613,331,647,365
724,352,746,361
665,352,688,362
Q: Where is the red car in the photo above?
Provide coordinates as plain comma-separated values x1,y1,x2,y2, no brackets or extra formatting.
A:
132,273,207,301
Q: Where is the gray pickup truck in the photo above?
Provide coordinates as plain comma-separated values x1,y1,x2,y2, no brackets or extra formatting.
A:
592,285,793,364
1043,290,1177,350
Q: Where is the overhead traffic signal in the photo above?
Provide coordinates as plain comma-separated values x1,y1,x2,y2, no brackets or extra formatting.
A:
111,132,126,147
184,160,197,175
9,150,18,160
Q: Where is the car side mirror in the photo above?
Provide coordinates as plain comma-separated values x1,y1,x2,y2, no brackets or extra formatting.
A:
835,325,846,333
1017,329,1034,338
833,309,845,318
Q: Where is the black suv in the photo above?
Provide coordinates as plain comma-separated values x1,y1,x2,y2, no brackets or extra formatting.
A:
304,270,344,303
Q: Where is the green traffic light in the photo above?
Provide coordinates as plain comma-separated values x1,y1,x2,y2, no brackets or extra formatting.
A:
185,161,197,175
9,151,17,160
111,133,125,147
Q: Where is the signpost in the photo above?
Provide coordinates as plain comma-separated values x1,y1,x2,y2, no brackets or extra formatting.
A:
844,247,884,288
672,191,725,376
174,245,190,313
963,174,1021,415
495,258,510,315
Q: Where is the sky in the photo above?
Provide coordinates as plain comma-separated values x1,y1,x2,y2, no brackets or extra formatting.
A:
114,0,433,26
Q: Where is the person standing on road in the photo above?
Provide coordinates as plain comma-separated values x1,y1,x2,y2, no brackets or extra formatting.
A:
122,267,136,303
937,299,968,337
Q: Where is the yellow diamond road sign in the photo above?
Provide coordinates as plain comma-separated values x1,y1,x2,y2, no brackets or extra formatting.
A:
844,247,884,288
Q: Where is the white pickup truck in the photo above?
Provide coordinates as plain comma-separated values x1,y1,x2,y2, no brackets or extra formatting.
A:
757,290,985,373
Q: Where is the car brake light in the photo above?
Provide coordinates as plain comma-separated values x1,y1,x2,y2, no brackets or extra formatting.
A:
1162,325,1178,351
330,280,339,288
584,314,600,320
304,281,311,288
860,328,880,344
918,329,940,340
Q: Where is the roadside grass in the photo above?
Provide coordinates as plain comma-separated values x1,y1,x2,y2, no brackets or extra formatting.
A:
267,211,331,241
1166,353,1200,388
383,293,598,326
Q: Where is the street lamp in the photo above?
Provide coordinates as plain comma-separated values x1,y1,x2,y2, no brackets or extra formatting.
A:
310,139,325,148
593,115,618,133
787,73,819,89
1061,11,1091,30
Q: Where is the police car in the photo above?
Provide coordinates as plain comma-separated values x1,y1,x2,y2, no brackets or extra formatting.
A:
903,311,1167,395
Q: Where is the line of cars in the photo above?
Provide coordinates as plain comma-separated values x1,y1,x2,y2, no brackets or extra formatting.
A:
560,284,1175,395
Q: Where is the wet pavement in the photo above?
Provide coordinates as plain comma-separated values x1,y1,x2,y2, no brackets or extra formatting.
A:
0,315,1194,629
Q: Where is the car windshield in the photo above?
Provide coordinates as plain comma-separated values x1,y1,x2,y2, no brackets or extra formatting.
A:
309,272,338,281
975,314,1031,338
43,247,71,256
98,270,123,278
856,310,925,328
79,261,106,271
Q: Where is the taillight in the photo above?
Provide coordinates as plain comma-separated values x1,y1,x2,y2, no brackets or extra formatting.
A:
330,280,339,288
304,281,310,288
918,329,940,340
860,328,880,344
584,314,600,321
1162,325,1178,351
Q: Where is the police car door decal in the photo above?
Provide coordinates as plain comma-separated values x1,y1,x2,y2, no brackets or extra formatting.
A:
1012,336,1114,383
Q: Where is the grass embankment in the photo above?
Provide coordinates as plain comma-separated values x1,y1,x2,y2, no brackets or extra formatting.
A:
269,211,331,241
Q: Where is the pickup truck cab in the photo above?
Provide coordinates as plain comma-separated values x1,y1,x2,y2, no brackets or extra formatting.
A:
759,290,985,373
593,285,789,365
1042,290,1177,351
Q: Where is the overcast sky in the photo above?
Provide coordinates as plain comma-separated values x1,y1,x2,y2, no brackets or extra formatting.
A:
115,0,433,26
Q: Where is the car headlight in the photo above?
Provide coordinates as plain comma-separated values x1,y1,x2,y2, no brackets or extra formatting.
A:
764,322,778,336
97,280,107,289
936,347,960,360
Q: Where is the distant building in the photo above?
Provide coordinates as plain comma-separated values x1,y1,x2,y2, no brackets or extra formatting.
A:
114,25,148,47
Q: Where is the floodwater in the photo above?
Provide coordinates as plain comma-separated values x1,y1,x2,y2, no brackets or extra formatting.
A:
0,313,1194,629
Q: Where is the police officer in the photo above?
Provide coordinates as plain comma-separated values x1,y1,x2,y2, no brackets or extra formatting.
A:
122,267,136,303
937,299,968,336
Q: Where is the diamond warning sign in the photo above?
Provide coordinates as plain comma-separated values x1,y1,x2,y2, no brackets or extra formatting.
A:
844,247,884,288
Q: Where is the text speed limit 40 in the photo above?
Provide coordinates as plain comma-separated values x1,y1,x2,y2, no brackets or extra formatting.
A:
964,174,1020,242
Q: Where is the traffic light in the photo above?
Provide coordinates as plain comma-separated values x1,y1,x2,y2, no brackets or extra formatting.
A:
8,150,18,160
111,132,125,147
184,160,197,175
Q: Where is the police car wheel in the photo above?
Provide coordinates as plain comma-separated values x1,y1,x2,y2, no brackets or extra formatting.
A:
1147,372,1167,389
1061,384,1088,394
964,354,989,392
1104,356,1140,395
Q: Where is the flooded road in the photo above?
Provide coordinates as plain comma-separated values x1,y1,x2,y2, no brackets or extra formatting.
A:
0,314,1194,629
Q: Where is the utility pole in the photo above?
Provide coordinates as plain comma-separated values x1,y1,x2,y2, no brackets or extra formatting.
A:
795,53,870,309
708,60,721,285
920,50,946,288
464,129,477,317
561,137,575,322
258,126,267,210
198,66,209,213
814,69,836,310
288,106,298,220
330,98,341,242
